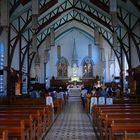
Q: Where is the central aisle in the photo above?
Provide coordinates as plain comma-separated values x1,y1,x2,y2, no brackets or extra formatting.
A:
44,96,97,140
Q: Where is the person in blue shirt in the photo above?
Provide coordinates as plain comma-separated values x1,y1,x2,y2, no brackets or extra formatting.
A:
99,85,108,98
30,87,37,98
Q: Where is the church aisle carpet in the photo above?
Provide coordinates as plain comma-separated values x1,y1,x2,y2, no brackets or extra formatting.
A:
43,99,97,140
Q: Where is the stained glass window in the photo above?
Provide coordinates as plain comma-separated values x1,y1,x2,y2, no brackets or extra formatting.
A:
0,42,4,95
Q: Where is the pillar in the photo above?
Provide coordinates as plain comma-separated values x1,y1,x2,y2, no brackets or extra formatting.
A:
31,14,38,53
120,45,125,92
32,0,39,53
122,50,126,92
27,0,39,92
105,53,110,82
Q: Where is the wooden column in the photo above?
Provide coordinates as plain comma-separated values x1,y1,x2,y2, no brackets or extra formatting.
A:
120,47,125,92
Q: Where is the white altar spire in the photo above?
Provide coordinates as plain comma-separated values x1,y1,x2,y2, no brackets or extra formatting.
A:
71,39,80,81
71,39,78,67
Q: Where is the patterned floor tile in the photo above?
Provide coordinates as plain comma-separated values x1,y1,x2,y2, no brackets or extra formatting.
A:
43,95,97,140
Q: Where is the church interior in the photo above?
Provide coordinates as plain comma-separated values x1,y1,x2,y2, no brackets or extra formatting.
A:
0,0,140,140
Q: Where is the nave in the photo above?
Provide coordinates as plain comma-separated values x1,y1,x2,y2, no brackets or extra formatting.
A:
43,95,97,140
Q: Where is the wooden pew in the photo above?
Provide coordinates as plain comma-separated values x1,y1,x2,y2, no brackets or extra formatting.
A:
100,108,140,114
53,98,63,113
0,130,8,140
113,98,139,104
0,110,46,139
0,105,53,129
0,97,46,105
98,113,140,139
0,115,35,140
0,98,54,140
0,105,52,139
10,98,46,105
123,131,140,140
93,104,140,124
0,106,53,127
0,120,29,140
93,104,140,115
93,104,140,140
110,121,140,140
103,117,140,140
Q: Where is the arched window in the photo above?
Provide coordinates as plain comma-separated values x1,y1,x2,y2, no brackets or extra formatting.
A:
0,42,4,95
57,57,68,77
82,57,94,78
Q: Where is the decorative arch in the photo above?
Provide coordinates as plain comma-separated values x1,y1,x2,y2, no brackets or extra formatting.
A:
56,57,69,77
81,56,94,78
53,21,121,69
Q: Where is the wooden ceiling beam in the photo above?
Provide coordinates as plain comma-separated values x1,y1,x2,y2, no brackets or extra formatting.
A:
20,0,30,5
86,11,112,31
10,1,20,16
40,0,58,15
89,0,109,13
37,12,61,33
130,0,140,12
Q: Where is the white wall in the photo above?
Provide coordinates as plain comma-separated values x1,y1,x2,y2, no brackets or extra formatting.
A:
32,28,103,85
31,27,121,85
52,28,103,79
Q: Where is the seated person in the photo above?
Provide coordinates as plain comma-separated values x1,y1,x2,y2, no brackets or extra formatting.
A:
81,87,88,107
30,87,37,98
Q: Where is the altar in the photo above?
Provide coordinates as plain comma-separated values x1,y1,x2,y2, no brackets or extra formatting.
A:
71,76,80,82
50,77,97,89
67,84,83,91
50,39,98,89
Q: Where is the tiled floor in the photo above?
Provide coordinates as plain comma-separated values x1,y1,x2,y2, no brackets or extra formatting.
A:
43,95,97,140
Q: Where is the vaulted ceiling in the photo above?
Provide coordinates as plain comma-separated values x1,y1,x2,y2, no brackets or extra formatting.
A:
8,0,140,71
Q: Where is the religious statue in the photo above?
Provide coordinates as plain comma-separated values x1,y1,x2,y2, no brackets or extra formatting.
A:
83,62,93,77
58,58,68,77
73,63,77,77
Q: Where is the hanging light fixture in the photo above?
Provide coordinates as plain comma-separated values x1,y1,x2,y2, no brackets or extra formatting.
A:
32,0,39,15
94,26,100,45
34,51,40,66
110,0,118,27
110,0,117,12
0,0,9,27
31,0,38,53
